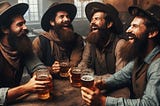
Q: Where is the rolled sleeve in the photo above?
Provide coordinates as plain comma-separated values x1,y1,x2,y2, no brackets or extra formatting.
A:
0,88,9,105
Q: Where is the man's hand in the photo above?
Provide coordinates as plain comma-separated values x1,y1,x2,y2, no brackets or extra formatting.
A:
81,87,106,106
23,75,51,93
51,61,60,73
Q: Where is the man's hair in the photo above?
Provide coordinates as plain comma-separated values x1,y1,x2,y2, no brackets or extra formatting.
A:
0,14,19,40
91,9,117,33
136,13,160,45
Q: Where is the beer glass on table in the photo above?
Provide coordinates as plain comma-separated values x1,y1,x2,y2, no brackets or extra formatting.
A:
70,67,82,87
59,59,70,78
81,68,94,89
36,68,51,100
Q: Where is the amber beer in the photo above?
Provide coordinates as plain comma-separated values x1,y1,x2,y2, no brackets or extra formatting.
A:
70,67,81,87
81,75,94,89
36,69,50,100
60,61,70,77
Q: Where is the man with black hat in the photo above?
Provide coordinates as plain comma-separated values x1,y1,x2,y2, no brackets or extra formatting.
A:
78,2,129,98
0,1,51,105
81,4,160,106
32,2,84,77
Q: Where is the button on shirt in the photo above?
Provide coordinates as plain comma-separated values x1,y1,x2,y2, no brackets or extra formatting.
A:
105,46,160,106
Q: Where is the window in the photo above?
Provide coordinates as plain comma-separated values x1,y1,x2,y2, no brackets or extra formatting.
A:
74,0,103,18
18,0,40,22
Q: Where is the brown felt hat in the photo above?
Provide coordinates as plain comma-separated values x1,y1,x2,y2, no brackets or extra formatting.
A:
128,4,160,28
41,2,77,31
0,1,28,23
85,2,123,34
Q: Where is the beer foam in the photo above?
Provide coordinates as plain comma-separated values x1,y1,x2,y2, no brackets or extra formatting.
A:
81,75,94,81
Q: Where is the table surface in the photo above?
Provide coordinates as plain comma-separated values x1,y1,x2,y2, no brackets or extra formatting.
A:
9,78,84,106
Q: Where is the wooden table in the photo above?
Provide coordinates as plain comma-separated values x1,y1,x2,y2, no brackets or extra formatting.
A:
9,78,84,106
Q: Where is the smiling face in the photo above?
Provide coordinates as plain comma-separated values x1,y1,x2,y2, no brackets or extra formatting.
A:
120,16,149,62
50,11,72,30
90,11,107,32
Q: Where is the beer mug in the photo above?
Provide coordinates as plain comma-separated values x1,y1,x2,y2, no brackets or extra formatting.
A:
80,68,94,89
59,59,70,77
70,67,82,87
36,68,51,100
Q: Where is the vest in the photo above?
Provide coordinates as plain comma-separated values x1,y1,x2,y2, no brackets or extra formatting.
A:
90,35,120,75
132,53,160,98
39,35,54,66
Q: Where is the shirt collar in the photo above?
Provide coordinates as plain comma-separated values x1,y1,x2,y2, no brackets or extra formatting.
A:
144,45,160,64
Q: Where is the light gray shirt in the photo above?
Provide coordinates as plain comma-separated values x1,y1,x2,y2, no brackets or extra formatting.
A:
105,46,160,106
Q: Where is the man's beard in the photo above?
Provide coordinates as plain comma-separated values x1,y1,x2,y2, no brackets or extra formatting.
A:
86,29,109,50
54,23,75,43
8,29,34,58
120,32,149,63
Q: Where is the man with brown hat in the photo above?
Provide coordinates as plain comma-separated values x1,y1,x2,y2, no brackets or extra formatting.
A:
78,2,129,98
0,1,51,105
32,2,84,78
81,4,160,106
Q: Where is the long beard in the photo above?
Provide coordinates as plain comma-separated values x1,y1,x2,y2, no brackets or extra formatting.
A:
54,23,75,43
8,29,34,58
120,33,148,62
86,29,109,50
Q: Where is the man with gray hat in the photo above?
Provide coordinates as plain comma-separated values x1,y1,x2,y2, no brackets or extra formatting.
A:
78,2,129,98
32,2,84,77
81,4,160,106
0,1,51,105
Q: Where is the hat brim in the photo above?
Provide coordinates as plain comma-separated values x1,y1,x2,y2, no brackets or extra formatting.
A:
128,6,159,23
41,3,77,31
0,3,28,23
85,2,123,34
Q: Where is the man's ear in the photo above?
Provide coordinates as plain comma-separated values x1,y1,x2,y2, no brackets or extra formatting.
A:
106,22,113,29
148,31,159,38
1,27,9,34
50,20,55,27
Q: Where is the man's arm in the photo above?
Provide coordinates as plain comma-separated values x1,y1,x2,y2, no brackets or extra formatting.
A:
70,34,84,67
106,59,160,106
115,39,127,71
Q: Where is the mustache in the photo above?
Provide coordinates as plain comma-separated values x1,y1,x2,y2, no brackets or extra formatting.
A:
124,32,137,41
17,29,29,37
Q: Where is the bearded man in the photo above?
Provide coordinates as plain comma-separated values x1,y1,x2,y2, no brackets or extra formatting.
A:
32,2,84,77
0,1,51,105
81,4,160,106
78,2,129,98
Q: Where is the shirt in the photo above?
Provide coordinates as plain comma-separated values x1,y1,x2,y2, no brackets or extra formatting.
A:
105,46,160,106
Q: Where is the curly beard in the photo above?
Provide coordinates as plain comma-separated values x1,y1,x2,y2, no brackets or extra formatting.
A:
8,29,34,58
119,32,148,63
54,23,75,43
86,29,110,50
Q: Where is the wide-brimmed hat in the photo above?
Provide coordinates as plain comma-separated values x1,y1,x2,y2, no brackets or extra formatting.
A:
41,2,77,31
128,4,160,28
85,2,123,34
0,1,28,24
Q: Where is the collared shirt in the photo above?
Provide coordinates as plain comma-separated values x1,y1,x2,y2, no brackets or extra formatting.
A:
105,46,160,106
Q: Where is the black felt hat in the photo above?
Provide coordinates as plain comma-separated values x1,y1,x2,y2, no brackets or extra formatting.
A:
41,2,77,31
128,4,160,28
85,2,123,34
0,1,28,23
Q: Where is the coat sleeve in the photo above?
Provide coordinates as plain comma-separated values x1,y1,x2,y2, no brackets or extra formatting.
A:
115,39,127,72
78,42,92,68
69,34,84,67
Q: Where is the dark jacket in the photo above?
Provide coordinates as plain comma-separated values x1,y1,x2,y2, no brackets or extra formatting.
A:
32,30,84,67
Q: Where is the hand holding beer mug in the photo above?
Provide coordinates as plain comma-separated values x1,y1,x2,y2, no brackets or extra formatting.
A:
81,68,94,89
59,59,70,77
70,67,82,87
36,68,51,100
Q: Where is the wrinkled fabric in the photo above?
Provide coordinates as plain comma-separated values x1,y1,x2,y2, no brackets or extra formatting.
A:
32,30,84,67
105,46,160,106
